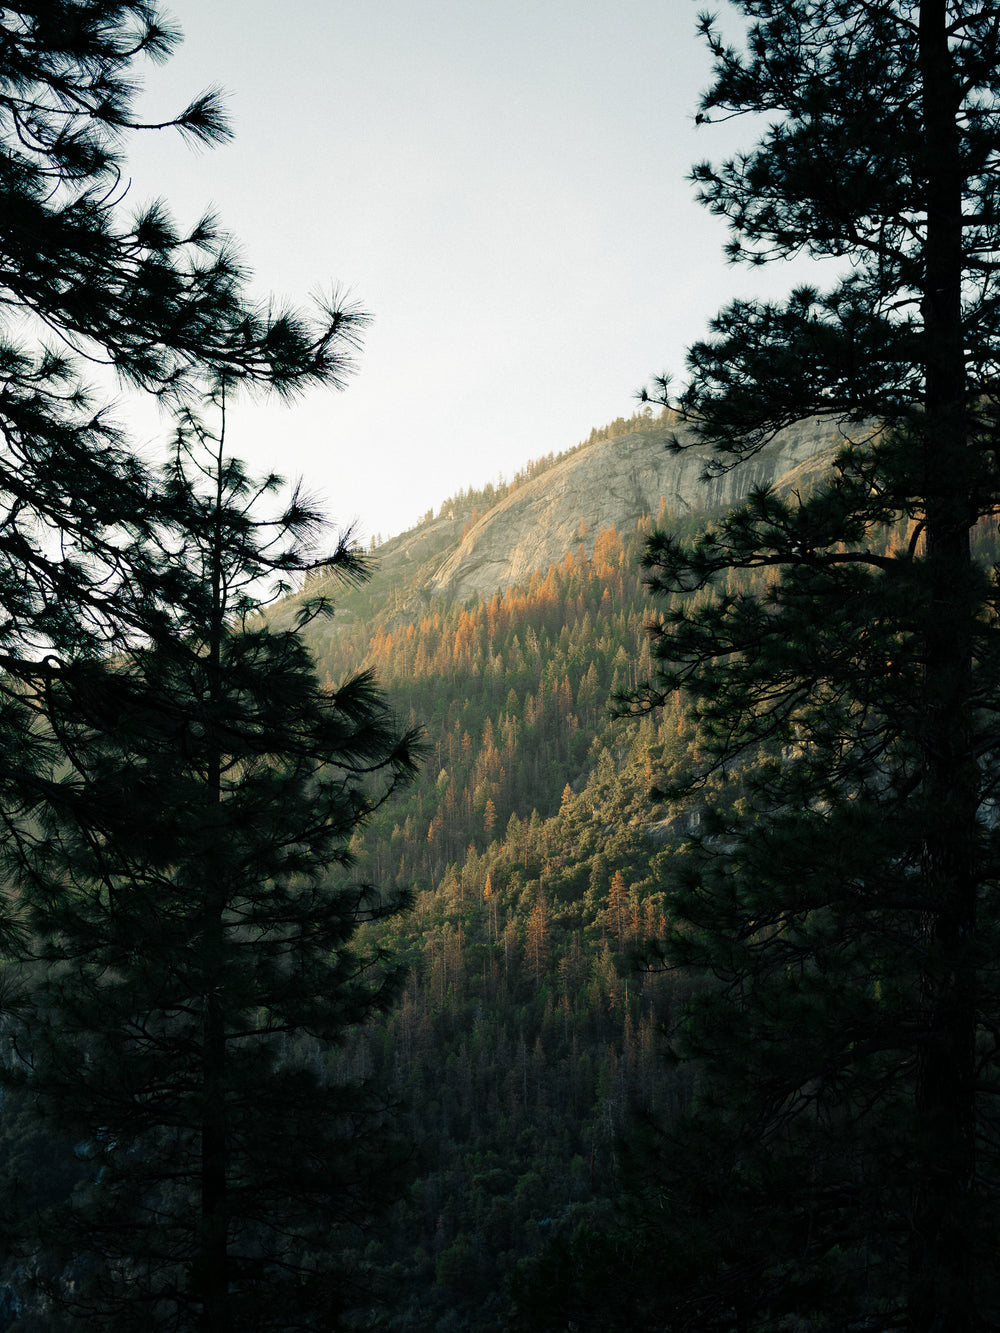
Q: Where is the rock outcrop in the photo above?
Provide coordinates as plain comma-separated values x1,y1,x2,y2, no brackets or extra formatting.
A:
428,416,860,603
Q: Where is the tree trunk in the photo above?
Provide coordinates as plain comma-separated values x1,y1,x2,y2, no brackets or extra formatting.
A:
199,970,230,1333
911,3,978,1326
198,477,231,1332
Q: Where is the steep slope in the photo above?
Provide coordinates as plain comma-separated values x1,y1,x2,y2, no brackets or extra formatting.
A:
0,410,907,1333
277,414,865,1330
427,415,847,601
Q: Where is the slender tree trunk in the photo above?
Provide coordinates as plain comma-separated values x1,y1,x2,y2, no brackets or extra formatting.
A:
911,3,978,1327
197,757,230,1333
198,444,231,1332
199,958,229,1333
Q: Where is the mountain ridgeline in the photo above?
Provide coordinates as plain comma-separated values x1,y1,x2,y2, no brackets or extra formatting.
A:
310,409,845,616
263,409,860,1329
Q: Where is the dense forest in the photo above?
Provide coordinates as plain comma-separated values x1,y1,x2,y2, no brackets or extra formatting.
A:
7,2,1000,1330
259,437,905,1330
287,425,1000,1329
0,406,782,1328
5,411,997,1326
258,438,701,1329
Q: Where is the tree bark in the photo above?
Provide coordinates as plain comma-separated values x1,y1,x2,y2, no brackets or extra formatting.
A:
198,459,231,1332
911,2,978,1327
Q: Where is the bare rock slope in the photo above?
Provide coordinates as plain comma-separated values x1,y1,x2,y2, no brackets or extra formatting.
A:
428,416,853,603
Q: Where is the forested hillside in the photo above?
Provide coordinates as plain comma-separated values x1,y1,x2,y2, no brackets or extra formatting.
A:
289,407,1000,1330
265,415,799,1330
0,412,701,1330
4,405,995,1329
9,2,1000,1330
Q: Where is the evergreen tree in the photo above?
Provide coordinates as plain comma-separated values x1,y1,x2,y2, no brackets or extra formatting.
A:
0,1,365,934
0,7,414,1323
3,406,419,1330
591,2,1000,1329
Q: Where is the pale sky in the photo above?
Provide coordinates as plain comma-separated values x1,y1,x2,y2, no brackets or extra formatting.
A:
120,1,829,544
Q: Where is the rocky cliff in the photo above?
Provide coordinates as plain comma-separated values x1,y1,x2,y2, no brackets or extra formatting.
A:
425,415,857,603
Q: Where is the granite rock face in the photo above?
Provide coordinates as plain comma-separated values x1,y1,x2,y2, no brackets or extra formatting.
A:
428,417,862,603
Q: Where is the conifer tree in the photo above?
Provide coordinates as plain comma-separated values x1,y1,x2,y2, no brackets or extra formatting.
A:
594,2,1000,1329
0,5,416,1327
0,1,365,924
3,404,419,1330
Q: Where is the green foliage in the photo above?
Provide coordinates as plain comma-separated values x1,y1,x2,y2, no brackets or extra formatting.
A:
583,405,669,447
597,2,1000,1330
0,397,910,1329
0,7,407,1327
0,1,370,946
3,422,418,1330
271,508,702,1329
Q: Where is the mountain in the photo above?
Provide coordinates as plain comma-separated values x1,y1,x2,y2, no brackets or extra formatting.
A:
0,409,852,1333
426,413,844,602
265,410,855,1330
286,410,848,635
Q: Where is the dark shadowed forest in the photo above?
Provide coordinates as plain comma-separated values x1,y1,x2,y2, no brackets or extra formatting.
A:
5,2,1000,1332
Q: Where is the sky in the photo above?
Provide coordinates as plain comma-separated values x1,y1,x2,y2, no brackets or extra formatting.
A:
120,0,829,544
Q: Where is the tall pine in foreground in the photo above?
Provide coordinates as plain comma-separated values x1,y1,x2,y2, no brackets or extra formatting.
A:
519,3,1000,1330
3,405,418,1330
0,4,417,1328
0,0,366,951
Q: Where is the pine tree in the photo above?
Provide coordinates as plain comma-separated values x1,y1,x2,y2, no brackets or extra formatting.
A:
0,7,415,1323
600,3,1000,1330
0,2,365,925
3,408,419,1330
606,869,629,942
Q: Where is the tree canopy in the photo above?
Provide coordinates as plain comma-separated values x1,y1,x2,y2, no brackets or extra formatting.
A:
0,4,371,945
0,5,418,1327
594,2,1000,1329
4,410,418,1330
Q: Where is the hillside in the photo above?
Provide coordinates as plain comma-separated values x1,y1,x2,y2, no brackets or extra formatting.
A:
0,409,859,1332
302,411,849,623
427,413,843,602
274,410,854,1329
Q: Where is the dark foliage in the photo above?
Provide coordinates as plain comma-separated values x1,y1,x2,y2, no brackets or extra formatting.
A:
0,0,367,885
575,2,1000,1330
3,417,418,1330
0,5,416,1328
